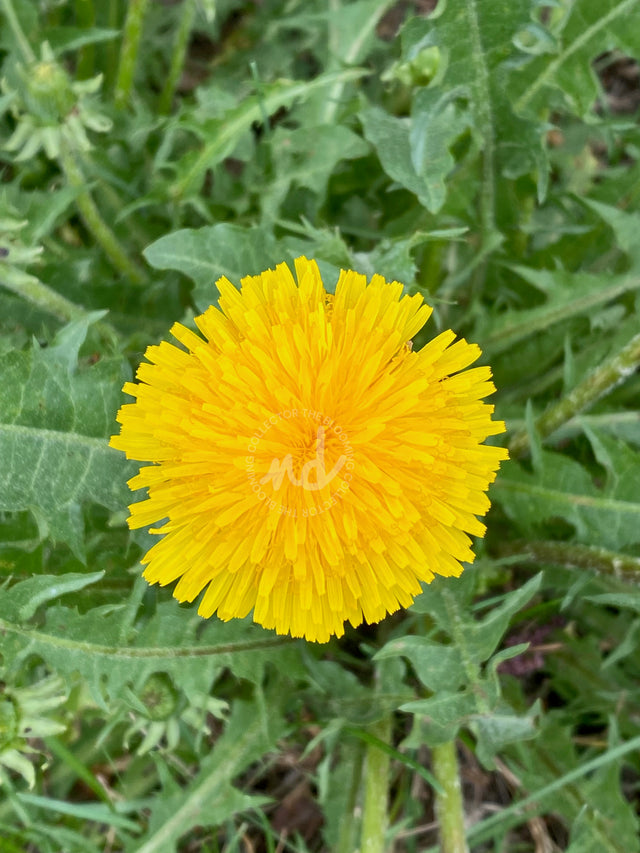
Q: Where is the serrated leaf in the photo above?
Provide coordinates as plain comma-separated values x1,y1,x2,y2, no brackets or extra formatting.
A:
0,579,303,706
131,696,287,853
467,574,543,664
352,228,467,286
409,88,470,213
143,224,289,312
510,0,640,119
400,690,476,729
585,428,640,504
361,90,469,213
490,724,640,853
264,124,369,219
325,0,394,70
495,446,640,550
1,571,104,621
169,69,368,198
566,754,640,853
374,636,466,693
0,317,133,559
318,0,396,125
400,0,547,203
581,199,640,262
304,656,408,724
480,267,640,356
360,106,434,210
472,704,540,769
409,573,541,666
410,570,477,623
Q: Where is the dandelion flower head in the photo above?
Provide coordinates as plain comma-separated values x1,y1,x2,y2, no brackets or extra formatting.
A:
110,257,508,642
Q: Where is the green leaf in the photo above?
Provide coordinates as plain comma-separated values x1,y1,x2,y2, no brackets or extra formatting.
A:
585,593,640,614
324,0,395,71
400,690,476,729
480,268,640,356
0,576,303,706
409,573,541,665
303,657,408,724
263,124,369,218
143,224,289,312
466,575,543,664
566,752,640,853
46,27,120,56
472,704,540,769
469,728,640,847
361,89,469,213
400,0,545,207
16,794,139,834
360,106,434,210
169,69,369,198
0,316,133,559
374,636,466,693
1,571,104,621
353,228,467,287
412,88,472,213
130,696,287,853
319,0,397,124
511,0,640,119
495,444,640,550
581,199,640,262
410,571,476,624
399,577,541,750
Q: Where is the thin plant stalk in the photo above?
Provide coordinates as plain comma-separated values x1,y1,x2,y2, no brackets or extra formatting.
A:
1,271,86,322
114,0,150,108
360,714,392,853
432,740,469,853
510,331,640,456
158,0,197,115
58,142,145,284
1,0,36,62
502,540,640,578
75,0,96,78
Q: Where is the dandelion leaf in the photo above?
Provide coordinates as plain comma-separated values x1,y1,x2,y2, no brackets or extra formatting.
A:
143,224,288,311
497,437,640,551
0,315,133,560
0,573,303,707
129,696,286,853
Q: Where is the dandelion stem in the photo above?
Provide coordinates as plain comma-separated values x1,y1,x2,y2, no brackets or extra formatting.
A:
502,540,640,578
158,0,197,115
114,0,149,109
58,142,146,284
509,331,640,456
360,715,391,853
1,0,36,63
432,740,469,853
0,270,86,322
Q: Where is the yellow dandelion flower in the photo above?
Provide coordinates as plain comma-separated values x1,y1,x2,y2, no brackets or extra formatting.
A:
110,257,508,642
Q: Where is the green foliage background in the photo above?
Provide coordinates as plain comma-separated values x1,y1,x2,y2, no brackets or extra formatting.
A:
1,0,640,850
